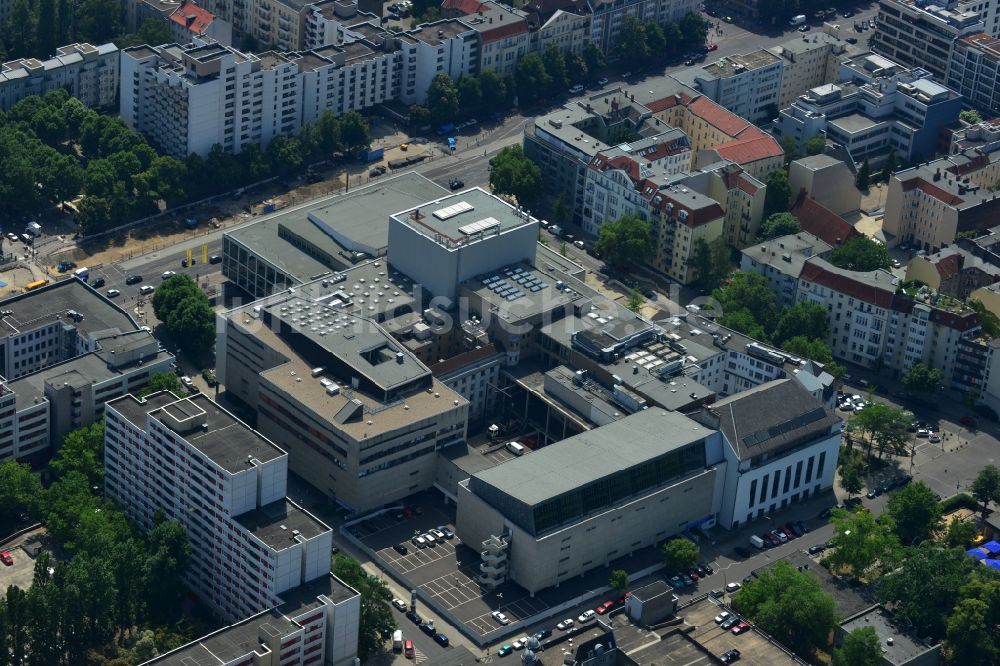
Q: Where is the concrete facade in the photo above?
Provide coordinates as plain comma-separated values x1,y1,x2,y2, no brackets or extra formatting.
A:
0,43,118,111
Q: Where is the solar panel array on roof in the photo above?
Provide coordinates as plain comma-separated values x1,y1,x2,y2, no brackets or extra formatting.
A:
741,407,828,448
432,201,474,220
458,217,501,235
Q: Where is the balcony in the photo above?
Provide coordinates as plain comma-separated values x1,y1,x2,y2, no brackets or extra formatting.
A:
478,534,509,589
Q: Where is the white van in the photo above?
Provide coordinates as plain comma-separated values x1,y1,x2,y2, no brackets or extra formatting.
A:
393,630,403,652
788,14,806,25
74,267,89,281
506,441,526,456
750,534,766,550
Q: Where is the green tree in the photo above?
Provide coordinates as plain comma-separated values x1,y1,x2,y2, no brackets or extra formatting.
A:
566,52,589,85
139,372,185,398
946,518,980,549
880,148,897,183
762,169,791,218
690,236,731,290
757,211,800,240
4,0,37,58
583,41,605,75
961,109,983,125
733,561,836,658
878,544,977,640
339,110,371,153
833,626,882,666
857,157,870,190
902,362,942,398
840,459,864,497
969,300,1000,338
971,464,1000,518
779,135,799,165
886,481,942,545
35,0,56,57
946,598,998,665
825,508,898,578
626,286,644,313
594,213,652,269
514,52,551,102
489,145,542,209
780,335,839,368
457,75,482,112
804,135,826,156
333,554,396,661
152,275,215,357
144,519,190,620
609,569,629,591
426,73,460,124
661,538,699,572
773,301,829,344
75,0,122,43
644,21,666,60
713,272,777,333
542,43,569,90
619,16,649,60
828,235,891,271
679,12,709,48
51,421,105,487
847,402,913,461
479,69,508,110
0,461,42,525
552,194,569,225
408,104,431,129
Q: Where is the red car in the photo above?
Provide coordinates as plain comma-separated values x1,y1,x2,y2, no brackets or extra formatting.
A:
707,43,718,50
0,551,12,566
687,568,700,580
595,601,615,614
732,622,751,635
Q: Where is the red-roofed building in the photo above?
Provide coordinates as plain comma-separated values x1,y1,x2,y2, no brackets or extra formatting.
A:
905,246,1000,300
168,0,232,45
789,194,862,248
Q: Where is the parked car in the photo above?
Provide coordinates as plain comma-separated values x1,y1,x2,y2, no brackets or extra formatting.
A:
90,277,105,288
568,84,585,94
405,610,422,624
808,544,827,555
392,598,408,612
732,622,751,635
721,649,742,663
725,582,742,593
439,526,455,539
715,611,731,624
411,535,427,548
578,610,596,623
449,178,464,190
429,528,446,540
435,633,449,647
369,166,386,177
0,551,12,566
596,601,615,614
420,622,436,637
556,618,574,630
795,520,809,534
916,428,930,438
125,274,143,285
929,433,942,443
106,288,120,298
596,77,609,86
422,532,436,546
533,628,552,641
721,616,739,630
707,42,718,50
492,611,510,625
867,487,879,499
497,644,513,657
404,639,414,659
393,543,408,555
512,636,528,650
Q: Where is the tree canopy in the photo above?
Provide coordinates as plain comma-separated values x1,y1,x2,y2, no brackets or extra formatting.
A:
971,464,1000,518
151,275,215,358
713,272,777,335
50,421,105,488
661,538,699,572
886,481,942,545
594,213,653,269
902,362,942,398
762,169,791,219
846,402,913,462
773,301,829,344
825,507,898,578
733,560,837,658
828,236,891,271
332,554,396,661
489,145,543,209
758,212,800,241
691,236,731,291
833,626,882,666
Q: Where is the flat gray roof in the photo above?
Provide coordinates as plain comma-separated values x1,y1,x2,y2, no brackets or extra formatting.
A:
709,379,839,460
235,499,329,551
829,112,880,134
470,408,713,507
741,232,832,278
840,606,935,665
277,573,358,614
148,393,286,473
391,187,536,248
0,278,137,338
227,172,447,282
147,608,298,665
460,261,587,325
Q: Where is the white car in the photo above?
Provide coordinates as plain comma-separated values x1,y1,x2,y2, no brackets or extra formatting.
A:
916,428,930,438
161,270,176,279
512,637,528,650
929,433,941,443
569,84,585,94
5,233,17,242
725,582,742,593
892,259,902,268
491,611,510,625
715,611,731,624
839,402,854,411
556,618,574,630
106,289,121,298
181,376,194,388
429,528,446,540
597,77,609,86
412,535,427,548
422,532,436,546
578,610,596,623
392,598,408,612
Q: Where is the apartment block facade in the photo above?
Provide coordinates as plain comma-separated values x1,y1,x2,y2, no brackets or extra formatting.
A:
947,32,1000,116
0,42,118,110
872,0,984,80
683,49,783,123
769,32,849,108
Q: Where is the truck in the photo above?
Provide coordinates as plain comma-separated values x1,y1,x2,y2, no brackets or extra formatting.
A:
788,14,806,25
25,221,41,237
750,534,766,550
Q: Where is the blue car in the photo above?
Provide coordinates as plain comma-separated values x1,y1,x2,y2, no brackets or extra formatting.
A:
497,644,513,657
434,633,449,647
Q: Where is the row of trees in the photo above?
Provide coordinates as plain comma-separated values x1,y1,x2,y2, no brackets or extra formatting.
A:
330,555,395,662
1,0,125,62
488,145,544,211
712,272,845,375
150,275,216,358
0,422,198,665
618,14,709,64
0,89,371,235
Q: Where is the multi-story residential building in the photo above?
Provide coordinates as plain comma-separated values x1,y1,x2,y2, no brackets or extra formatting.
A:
168,0,233,45
768,31,850,108
685,162,766,248
788,194,863,247
587,0,696,55
906,246,1000,299
883,159,1000,252
300,40,402,117
252,0,309,51
217,274,469,513
740,232,833,308
524,0,591,56
872,0,984,81
398,20,479,103
948,32,1000,116
677,49,783,123
106,390,361,665
773,53,962,164
0,43,118,110
304,0,380,48
461,1,531,76
788,153,862,216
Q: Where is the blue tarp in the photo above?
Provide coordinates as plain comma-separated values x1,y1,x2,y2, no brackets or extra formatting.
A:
983,540,1000,554
968,548,988,560
984,559,1000,570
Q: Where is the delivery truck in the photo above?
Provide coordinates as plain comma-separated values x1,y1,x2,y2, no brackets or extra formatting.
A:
788,14,806,25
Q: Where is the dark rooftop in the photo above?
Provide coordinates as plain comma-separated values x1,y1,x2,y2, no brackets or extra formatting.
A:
234,499,330,551
0,278,137,338
278,573,359,615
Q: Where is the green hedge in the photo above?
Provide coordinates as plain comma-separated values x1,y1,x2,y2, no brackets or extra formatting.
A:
940,492,979,513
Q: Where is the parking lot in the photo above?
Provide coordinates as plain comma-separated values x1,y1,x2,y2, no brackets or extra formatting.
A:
0,528,58,592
